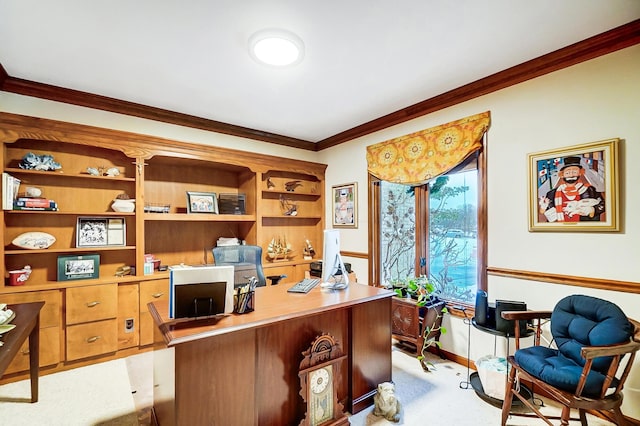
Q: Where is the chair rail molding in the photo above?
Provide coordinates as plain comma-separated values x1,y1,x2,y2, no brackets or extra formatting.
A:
487,267,639,294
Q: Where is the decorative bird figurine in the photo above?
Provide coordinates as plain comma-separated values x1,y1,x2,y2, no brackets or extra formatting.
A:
267,177,275,189
285,180,302,192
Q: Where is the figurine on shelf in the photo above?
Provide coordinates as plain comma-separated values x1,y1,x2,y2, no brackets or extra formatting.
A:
111,193,135,212
267,236,294,261
267,177,275,190
303,239,315,260
284,180,302,192
19,152,62,171
280,195,298,216
104,167,120,177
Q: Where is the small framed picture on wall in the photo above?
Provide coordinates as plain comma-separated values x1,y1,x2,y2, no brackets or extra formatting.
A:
332,182,357,228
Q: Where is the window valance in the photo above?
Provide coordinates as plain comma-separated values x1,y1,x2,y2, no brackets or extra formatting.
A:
366,111,491,185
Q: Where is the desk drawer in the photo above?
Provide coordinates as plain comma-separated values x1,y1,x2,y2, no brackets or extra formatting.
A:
2,290,61,328
4,326,61,375
139,279,169,313
139,279,168,346
66,318,117,361
66,283,118,325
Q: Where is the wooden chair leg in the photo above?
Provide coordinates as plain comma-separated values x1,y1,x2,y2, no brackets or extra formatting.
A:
560,406,571,426
578,409,587,426
501,366,517,426
612,407,628,426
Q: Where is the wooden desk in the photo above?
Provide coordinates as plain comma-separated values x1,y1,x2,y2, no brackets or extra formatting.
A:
149,282,392,426
0,301,44,402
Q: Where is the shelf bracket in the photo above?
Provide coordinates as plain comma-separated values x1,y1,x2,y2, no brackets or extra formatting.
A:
134,160,148,176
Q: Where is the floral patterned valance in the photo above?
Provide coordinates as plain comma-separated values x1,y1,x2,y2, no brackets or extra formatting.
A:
366,111,491,185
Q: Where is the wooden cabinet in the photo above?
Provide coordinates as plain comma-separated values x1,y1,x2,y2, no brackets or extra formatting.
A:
0,290,61,374
118,282,139,349
391,296,445,355
2,139,137,284
65,283,118,360
0,112,327,379
139,278,169,346
391,296,424,353
259,169,324,280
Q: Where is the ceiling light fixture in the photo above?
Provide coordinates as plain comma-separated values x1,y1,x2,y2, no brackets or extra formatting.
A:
248,29,305,67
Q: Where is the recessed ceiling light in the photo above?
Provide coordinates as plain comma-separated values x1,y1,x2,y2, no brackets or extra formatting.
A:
248,29,305,67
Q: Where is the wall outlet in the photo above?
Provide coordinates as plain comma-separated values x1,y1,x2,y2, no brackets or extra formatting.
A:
125,318,134,333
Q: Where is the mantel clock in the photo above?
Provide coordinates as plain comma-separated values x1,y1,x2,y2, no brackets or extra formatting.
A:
298,333,349,426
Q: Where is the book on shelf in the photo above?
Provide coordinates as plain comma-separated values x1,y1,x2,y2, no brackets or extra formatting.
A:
14,197,58,209
12,205,59,211
2,172,22,210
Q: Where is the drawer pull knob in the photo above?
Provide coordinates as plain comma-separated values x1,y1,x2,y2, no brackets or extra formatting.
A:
86,301,101,308
86,336,101,343
152,292,164,298
21,349,30,355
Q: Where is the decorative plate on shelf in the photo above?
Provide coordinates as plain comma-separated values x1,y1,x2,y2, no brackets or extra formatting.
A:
12,231,56,249
0,323,16,335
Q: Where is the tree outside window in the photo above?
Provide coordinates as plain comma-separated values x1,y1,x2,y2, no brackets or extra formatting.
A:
377,163,480,306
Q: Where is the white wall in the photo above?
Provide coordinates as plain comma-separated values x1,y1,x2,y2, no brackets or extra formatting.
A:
3,44,640,417
0,92,317,163
317,44,640,417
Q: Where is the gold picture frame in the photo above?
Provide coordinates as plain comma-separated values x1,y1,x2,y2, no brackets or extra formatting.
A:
332,182,357,228
528,138,619,232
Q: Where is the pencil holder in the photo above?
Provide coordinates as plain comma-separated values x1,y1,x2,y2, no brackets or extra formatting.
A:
234,290,255,314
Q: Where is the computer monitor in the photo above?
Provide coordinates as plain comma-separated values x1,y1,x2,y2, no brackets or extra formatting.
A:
321,229,349,289
169,265,234,319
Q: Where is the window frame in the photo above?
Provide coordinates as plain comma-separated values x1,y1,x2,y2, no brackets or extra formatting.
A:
368,143,487,318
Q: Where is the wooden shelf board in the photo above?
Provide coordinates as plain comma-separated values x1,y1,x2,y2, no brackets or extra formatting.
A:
144,213,256,222
262,190,320,197
262,215,322,220
5,167,136,182
5,246,137,255
6,210,135,216
0,272,170,294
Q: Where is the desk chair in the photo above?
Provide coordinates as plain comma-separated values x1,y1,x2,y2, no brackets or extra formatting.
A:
500,294,640,426
212,245,266,287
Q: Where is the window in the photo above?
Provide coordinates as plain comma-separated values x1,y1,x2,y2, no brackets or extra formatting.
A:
366,111,490,309
372,154,485,308
427,164,478,304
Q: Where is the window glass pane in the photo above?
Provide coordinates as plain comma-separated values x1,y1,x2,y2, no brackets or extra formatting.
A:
379,181,416,286
428,170,477,303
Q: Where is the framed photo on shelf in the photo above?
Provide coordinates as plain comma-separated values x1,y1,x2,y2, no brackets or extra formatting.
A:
76,217,126,247
57,254,100,281
187,191,219,214
528,138,619,232
332,182,357,228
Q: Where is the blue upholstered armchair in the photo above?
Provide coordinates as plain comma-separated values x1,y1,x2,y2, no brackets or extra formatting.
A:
500,294,640,426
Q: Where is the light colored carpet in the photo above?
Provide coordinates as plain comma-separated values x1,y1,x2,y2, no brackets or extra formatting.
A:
0,347,617,425
0,358,138,426
349,347,615,425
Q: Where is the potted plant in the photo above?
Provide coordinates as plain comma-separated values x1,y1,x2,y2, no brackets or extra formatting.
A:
393,276,448,372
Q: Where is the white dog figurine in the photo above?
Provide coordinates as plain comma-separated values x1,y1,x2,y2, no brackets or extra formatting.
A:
373,381,401,422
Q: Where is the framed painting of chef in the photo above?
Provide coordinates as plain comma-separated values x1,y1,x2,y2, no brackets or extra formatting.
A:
332,182,357,228
528,138,619,232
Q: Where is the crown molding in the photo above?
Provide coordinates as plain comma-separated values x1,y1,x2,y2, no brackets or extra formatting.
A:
317,19,640,150
0,73,316,151
1,19,638,151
